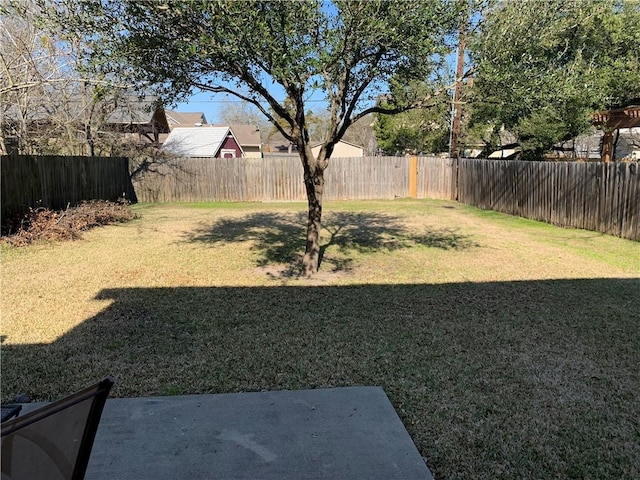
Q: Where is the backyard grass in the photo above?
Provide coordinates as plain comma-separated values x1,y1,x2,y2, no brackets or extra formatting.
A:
1,199,639,479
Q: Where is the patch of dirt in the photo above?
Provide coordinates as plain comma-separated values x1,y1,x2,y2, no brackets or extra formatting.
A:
1,200,135,247
255,263,352,284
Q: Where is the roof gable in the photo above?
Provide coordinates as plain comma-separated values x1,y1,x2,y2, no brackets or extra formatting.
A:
210,124,261,147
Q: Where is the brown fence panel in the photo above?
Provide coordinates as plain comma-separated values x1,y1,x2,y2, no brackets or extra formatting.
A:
416,156,455,200
133,156,304,203
262,156,306,201
325,156,410,200
134,155,413,203
1,155,133,224
458,158,639,241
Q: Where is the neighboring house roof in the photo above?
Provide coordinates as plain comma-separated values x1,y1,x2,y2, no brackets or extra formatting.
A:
165,110,208,129
264,130,296,153
263,139,367,156
488,143,521,159
552,129,603,159
488,149,519,159
210,124,262,147
310,139,364,150
311,139,365,158
105,96,164,125
3,102,65,123
162,126,244,157
2,94,164,127
263,151,299,157
4,95,162,125
552,126,640,160
3,94,169,149
463,149,484,158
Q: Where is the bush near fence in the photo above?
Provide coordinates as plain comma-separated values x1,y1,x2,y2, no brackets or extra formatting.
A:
1,155,136,225
2,154,637,241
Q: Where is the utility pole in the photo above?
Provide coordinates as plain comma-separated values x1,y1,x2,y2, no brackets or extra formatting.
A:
449,21,466,160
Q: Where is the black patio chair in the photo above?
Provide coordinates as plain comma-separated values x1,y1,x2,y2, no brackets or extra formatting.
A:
1,376,114,480
0,404,22,423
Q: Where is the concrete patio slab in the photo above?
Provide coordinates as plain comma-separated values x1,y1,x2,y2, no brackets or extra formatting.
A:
39,386,432,479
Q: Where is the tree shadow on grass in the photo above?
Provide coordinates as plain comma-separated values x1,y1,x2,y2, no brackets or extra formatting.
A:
2,279,639,479
184,210,480,277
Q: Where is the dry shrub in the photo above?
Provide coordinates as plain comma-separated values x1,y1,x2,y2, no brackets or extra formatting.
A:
1,200,135,247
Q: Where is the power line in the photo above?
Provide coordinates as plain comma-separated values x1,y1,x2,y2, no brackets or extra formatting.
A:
177,98,330,104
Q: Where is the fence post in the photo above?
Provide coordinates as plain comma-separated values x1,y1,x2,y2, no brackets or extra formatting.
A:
452,156,460,201
409,155,418,199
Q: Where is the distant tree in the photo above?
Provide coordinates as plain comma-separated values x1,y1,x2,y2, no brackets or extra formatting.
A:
216,100,271,144
342,113,377,156
469,0,640,160
374,81,451,155
73,0,461,275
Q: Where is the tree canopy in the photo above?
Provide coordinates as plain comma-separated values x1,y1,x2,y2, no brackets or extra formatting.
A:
468,0,640,159
77,0,457,151
73,0,460,274
374,81,451,155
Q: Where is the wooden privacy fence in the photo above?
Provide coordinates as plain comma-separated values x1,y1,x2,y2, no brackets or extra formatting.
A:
458,159,639,240
133,155,455,203
1,155,135,223
2,154,638,241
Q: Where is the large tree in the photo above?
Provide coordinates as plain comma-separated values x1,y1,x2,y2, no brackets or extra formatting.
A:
469,0,640,160
72,0,460,275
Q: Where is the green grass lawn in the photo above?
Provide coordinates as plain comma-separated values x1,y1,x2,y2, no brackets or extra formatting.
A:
2,199,639,479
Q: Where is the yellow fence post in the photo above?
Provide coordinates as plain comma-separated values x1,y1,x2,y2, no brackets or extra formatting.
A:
409,155,418,198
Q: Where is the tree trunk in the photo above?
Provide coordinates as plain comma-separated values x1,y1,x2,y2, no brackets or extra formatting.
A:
86,124,95,157
302,165,324,277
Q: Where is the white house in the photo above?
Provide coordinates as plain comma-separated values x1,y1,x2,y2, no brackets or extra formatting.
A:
162,127,244,158
311,140,364,158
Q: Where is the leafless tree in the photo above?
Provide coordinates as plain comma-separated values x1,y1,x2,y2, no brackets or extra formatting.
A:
0,1,127,155
215,100,271,144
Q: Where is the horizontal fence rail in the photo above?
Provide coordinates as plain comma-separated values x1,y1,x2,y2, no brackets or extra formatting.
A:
457,159,639,241
1,155,135,224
